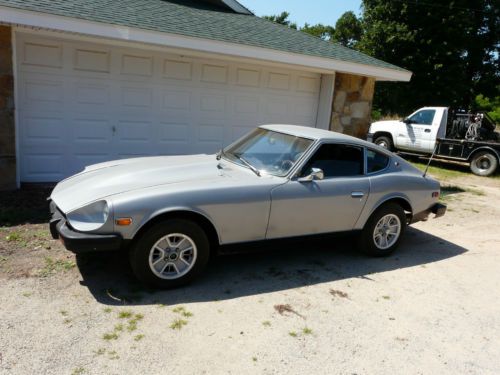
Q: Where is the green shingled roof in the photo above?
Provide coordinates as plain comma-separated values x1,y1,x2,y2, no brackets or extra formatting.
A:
0,0,408,73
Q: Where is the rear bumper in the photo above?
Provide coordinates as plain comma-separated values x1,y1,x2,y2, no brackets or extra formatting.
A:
411,203,447,224
49,206,122,254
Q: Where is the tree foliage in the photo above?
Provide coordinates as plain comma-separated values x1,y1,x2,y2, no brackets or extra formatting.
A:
263,1,499,120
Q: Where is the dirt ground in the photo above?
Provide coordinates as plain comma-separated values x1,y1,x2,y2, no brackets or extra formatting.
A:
0,174,499,375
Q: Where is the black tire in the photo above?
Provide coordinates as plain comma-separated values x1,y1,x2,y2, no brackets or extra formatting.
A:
374,135,394,151
470,151,498,177
357,203,406,257
129,219,210,288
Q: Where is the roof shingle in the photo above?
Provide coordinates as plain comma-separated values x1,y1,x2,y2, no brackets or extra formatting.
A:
0,0,408,73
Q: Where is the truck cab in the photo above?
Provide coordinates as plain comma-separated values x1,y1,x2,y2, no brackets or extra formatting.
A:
367,107,500,177
368,107,447,153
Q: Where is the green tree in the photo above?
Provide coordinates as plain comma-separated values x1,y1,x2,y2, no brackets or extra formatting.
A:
333,11,362,47
262,11,297,29
359,0,499,115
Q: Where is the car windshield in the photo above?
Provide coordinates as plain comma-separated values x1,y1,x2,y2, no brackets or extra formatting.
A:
222,128,313,177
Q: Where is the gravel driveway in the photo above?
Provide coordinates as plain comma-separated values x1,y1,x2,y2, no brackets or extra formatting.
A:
1,175,499,375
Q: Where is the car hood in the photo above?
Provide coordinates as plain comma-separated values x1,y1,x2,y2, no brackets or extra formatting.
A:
371,120,402,128
50,154,229,212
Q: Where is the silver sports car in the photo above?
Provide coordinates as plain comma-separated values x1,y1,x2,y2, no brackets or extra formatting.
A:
49,125,446,288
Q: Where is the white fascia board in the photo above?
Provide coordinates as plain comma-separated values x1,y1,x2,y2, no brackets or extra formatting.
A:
0,6,412,81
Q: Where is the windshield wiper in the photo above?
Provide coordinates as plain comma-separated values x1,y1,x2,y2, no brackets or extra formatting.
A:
234,154,261,177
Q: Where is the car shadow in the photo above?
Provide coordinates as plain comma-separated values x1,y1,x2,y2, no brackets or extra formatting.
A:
76,226,468,306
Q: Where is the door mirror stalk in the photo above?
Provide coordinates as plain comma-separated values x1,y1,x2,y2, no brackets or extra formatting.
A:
298,168,324,182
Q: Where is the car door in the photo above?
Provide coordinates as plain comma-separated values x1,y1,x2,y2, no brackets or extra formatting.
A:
266,142,370,239
397,109,437,152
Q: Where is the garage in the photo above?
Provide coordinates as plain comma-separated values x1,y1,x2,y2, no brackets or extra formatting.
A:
16,33,321,182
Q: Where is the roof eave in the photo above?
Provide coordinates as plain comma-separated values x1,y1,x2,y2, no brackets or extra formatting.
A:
0,6,411,81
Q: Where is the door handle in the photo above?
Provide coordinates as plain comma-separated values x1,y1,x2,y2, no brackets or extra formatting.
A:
351,191,364,198
424,129,431,133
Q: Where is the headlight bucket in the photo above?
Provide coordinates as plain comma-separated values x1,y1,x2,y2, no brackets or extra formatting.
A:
66,200,110,232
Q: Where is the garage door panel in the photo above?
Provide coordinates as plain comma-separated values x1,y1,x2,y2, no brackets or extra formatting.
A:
17,33,321,182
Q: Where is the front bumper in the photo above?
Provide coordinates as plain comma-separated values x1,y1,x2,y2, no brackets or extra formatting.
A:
49,206,122,254
411,202,447,224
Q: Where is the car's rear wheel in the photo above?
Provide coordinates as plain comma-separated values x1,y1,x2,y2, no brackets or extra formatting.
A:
358,203,406,256
374,135,393,151
470,151,498,177
129,219,210,288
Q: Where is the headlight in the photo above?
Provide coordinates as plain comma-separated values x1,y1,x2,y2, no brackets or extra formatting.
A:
66,200,110,232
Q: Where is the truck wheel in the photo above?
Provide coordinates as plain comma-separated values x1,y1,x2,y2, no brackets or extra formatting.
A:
374,135,393,151
357,203,406,257
129,219,210,288
470,151,498,177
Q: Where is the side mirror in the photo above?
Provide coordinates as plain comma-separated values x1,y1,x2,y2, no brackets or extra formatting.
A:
298,167,324,182
403,118,413,125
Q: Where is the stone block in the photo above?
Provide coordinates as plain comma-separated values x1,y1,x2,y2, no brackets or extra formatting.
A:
350,101,370,119
341,116,351,126
360,78,375,101
330,113,343,133
332,91,346,113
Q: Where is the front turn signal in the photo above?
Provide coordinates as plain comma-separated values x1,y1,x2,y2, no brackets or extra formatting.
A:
115,217,133,226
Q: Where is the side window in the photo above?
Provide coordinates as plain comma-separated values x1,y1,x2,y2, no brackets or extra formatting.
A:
301,144,364,178
367,149,389,173
408,109,436,125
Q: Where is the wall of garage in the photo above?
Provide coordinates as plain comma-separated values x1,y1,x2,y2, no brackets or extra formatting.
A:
0,25,16,190
330,73,375,139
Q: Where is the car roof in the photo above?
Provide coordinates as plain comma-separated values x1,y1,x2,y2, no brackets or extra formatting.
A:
260,124,375,148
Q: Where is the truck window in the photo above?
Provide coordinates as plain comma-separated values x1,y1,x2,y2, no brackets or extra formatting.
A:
408,109,436,125
367,149,389,173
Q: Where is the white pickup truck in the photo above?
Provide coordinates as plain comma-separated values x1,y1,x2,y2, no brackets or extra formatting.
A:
367,107,500,176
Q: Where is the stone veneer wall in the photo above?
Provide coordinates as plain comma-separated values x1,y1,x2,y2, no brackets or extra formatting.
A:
0,25,15,190
330,72,375,139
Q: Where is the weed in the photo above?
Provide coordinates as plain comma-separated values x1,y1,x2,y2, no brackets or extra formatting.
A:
102,332,119,341
134,334,145,341
94,348,106,356
103,307,112,313
173,306,193,318
22,292,32,297
108,350,120,360
329,289,349,299
170,318,188,330
114,323,124,332
382,295,391,300
118,310,133,319
127,320,138,332
5,232,22,242
252,357,257,362
72,368,86,375
288,331,298,337
60,310,68,316
302,327,313,335
134,313,144,321
63,318,72,324
0,255,7,263
262,321,271,327
38,257,76,277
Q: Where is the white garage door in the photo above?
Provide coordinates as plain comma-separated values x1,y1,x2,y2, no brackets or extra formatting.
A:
15,33,321,182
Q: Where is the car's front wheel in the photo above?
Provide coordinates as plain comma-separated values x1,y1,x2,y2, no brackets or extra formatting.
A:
358,203,406,256
129,219,210,288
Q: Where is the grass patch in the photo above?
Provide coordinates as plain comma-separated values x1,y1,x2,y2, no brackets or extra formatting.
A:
170,318,188,330
382,295,391,300
71,368,86,375
118,310,133,319
5,232,22,242
22,292,32,297
288,331,298,337
94,348,106,356
262,321,271,327
38,257,76,277
411,160,500,180
302,327,313,335
134,334,145,341
114,323,124,332
102,332,119,341
103,307,112,313
172,306,193,318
